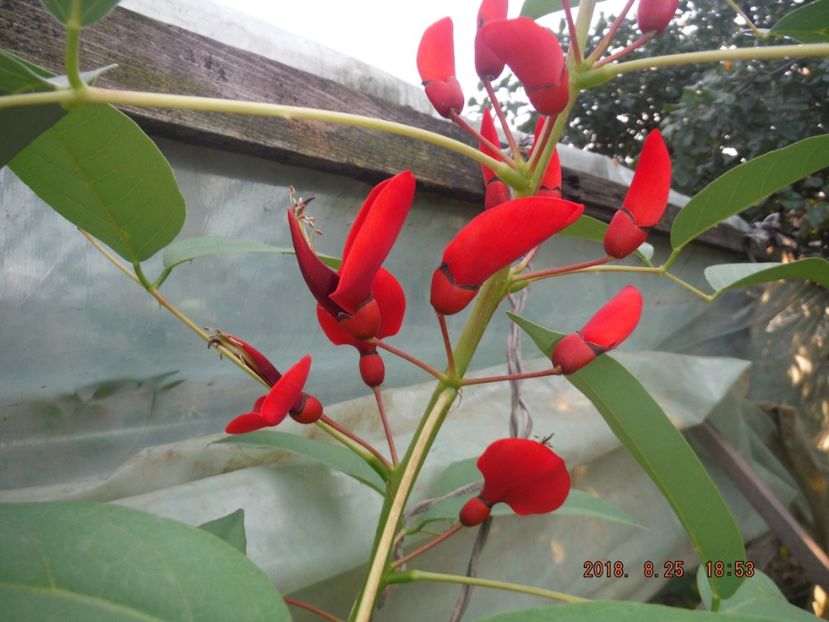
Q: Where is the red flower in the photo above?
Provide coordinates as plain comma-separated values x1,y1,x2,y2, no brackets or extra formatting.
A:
479,108,510,209
551,285,643,374
316,267,406,387
531,117,562,198
209,331,282,387
475,0,508,81
417,18,465,118
459,438,571,526
289,171,415,340
637,0,679,34
431,197,584,315
225,355,323,434
480,18,569,116
603,131,671,258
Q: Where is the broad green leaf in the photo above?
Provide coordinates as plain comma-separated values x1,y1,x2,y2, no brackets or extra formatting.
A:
509,312,746,600
10,105,186,262
520,0,608,19
770,0,829,43
0,49,55,93
481,601,790,622
0,501,289,621
705,259,829,295
163,236,292,271
671,136,829,249
215,430,387,493
42,0,120,27
199,508,247,555
560,215,653,264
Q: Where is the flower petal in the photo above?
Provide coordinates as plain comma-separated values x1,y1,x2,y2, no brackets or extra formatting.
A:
580,285,643,350
418,18,464,117
532,117,562,197
331,171,415,314
259,355,312,426
225,412,269,435
287,208,342,317
481,18,568,115
624,130,671,227
479,107,501,184
475,0,508,80
373,267,406,339
478,438,571,515
212,332,282,387
637,0,679,34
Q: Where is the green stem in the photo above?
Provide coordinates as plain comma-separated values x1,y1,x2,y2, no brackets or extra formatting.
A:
65,0,85,92
723,0,764,39
582,43,829,87
0,86,527,189
387,570,588,605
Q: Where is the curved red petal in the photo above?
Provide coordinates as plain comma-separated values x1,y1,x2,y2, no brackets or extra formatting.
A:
423,77,465,119
331,171,415,314
287,208,342,317
485,180,511,209
624,130,671,227
417,17,456,82
603,210,648,258
317,304,361,347
551,333,597,374
440,197,584,286
478,438,571,514
259,355,312,426
637,0,679,34
479,107,501,184
225,412,269,435
373,267,406,339
531,117,562,195
341,177,392,263
475,0,508,80
252,395,266,413
581,285,643,350
481,18,567,115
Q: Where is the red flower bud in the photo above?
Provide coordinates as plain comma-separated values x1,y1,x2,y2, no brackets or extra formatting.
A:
431,197,584,315
637,0,679,34
290,394,323,424
531,117,562,198
208,331,282,387
225,355,313,434
552,285,643,373
479,108,510,209
359,351,386,387
481,18,569,116
417,18,465,118
475,0,508,80
460,438,571,526
603,130,671,258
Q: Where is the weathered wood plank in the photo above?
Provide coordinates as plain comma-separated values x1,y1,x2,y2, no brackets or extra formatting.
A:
0,0,745,253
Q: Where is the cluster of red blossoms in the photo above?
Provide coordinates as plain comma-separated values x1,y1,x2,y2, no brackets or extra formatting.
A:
223,0,677,527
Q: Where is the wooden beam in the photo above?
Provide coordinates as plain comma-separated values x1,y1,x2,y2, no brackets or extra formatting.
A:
0,0,746,253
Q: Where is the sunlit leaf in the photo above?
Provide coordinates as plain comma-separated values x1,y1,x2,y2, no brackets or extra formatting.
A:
215,430,387,493
671,136,829,249
41,0,121,27
520,0,608,19
10,105,186,262
0,501,289,620
199,508,247,555
770,0,829,43
705,259,829,296
481,601,788,621
509,312,746,600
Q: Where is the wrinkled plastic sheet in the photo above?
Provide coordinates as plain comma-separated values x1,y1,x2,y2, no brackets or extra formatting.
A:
0,351,800,620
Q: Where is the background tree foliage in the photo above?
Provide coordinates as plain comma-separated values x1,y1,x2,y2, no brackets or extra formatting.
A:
471,0,829,255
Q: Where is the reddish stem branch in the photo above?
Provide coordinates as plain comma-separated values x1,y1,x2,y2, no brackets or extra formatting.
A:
284,597,344,622
373,387,399,466
516,256,611,283
370,339,445,380
562,0,582,62
483,80,522,160
593,32,655,69
462,366,561,387
319,414,391,470
450,110,516,168
392,523,463,569
587,0,636,63
437,313,458,378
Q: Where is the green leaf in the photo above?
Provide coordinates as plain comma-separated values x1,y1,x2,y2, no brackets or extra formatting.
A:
705,259,829,295
697,567,820,621
670,136,829,249
0,501,290,621
481,601,791,622
560,215,652,264
215,430,387,493
41,0,121,27
520,0,608,19
770,0,829,43
199,508,247,555
509,312,747,600
10,105,186,262
163,237,292,271
0,49,56,93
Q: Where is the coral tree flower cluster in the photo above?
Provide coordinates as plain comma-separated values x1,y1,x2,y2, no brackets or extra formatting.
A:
460,438,571,526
